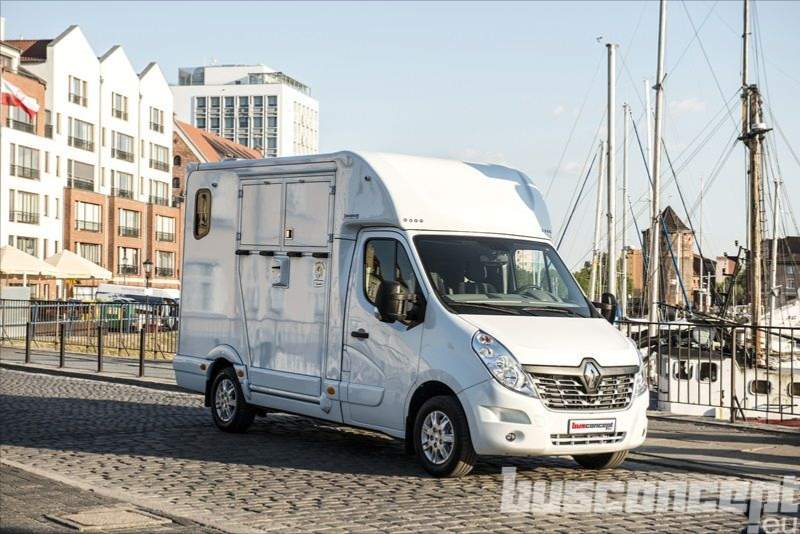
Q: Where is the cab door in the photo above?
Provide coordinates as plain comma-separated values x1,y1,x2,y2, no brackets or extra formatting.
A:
342,231,426,431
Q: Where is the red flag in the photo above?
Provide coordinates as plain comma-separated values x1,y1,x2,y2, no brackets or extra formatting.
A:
1,78,40,119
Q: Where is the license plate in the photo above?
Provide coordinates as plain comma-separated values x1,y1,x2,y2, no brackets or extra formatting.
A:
568,419,616,434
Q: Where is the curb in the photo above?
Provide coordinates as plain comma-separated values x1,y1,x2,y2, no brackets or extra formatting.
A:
627,452,779,483
646,412,800,436
0,361,193,395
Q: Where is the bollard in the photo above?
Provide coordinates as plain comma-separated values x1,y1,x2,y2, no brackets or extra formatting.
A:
24,322,32,363
59,322,66,368
97,324,103,373
730,328,737,423
138,327,145,377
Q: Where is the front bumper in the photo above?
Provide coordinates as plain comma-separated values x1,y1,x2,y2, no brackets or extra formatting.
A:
458,379,648,457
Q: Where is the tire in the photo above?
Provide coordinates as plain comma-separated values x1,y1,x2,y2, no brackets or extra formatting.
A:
413,395,477,477
210,367,255,433
572,450,629,470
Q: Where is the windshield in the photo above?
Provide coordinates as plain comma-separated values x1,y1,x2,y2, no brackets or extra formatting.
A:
413,235,593,317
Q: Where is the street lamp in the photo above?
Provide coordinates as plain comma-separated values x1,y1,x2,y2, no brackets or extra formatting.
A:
142,258,153,334
143,259,153,288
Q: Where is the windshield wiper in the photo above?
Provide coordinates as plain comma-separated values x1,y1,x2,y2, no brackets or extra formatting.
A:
521,306,584,317
446,301,524,315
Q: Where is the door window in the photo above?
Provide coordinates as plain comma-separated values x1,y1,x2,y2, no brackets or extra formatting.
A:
363,238,419,304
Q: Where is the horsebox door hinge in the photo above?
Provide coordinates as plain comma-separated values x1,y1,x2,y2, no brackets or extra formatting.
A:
238,189,244,198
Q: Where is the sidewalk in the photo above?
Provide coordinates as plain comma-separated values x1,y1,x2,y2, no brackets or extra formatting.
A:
2,351,798,483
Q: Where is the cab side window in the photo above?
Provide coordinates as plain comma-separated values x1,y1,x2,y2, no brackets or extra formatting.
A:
364,238,419,304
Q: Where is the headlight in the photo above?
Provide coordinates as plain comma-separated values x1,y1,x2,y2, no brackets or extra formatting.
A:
633,349,649,397
472,331,538,398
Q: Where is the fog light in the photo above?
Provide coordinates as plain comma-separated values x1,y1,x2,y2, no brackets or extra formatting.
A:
505,433,516,442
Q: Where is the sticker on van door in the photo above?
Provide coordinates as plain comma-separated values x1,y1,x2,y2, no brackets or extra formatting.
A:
312,261,326,288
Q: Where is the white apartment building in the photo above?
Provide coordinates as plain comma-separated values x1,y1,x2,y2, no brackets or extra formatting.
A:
171,64,319,157
3,23,180,292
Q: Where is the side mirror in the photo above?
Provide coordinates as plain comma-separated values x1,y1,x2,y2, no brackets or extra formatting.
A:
599,292,618,323
375,280,418,323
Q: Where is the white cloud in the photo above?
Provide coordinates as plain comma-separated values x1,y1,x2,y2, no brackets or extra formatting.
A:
450,148,508,164
552,104,566,117
669,97,706,115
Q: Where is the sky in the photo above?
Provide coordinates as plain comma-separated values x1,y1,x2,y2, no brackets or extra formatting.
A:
3,0,799,269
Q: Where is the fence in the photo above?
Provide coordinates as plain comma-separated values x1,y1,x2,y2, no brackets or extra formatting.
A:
619,319,799,422
1,299,178,377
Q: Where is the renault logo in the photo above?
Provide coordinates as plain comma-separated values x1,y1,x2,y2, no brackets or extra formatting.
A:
582,361,602,393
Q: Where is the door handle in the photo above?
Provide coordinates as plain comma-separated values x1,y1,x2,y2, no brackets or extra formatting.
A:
351,329,369,339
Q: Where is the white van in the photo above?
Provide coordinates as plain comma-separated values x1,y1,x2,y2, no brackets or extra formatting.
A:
174,151,648,477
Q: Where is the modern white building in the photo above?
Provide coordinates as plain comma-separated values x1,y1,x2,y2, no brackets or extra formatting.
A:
3,23,180,293
171,64,319,157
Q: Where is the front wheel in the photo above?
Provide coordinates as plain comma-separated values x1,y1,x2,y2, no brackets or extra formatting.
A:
413,395,477,478
210,367,255,433
572,450,628,470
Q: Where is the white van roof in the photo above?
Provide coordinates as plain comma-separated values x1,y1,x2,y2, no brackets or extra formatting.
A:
195,151,552,241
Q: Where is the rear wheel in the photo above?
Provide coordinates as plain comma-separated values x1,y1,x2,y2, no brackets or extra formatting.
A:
572,450,628,470
210,367,254,433
413,395,476,477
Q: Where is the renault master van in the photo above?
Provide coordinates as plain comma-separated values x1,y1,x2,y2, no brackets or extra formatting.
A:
174,151,648,477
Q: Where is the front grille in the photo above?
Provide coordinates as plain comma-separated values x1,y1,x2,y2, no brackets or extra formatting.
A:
530,373,635,411
550,432,626,446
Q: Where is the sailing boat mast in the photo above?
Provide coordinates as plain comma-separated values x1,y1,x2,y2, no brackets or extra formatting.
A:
769,176,781,321
606,43,618,299
589,140,606,301
620,103,630,317
647,0,667,329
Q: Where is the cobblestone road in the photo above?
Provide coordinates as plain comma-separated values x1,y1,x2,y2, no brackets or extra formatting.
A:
0,369,779,533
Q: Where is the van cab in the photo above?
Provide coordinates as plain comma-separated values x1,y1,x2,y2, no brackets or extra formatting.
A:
174,151,648,477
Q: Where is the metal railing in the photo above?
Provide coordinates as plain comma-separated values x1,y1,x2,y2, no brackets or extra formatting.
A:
149,159,169,172
618,318,799,422
69,93,87,106
111,187,134,199
118,226,140,238
149,195,169,207
69,136,94,152
10,211,40,224
111,148,134,162
0,299,179,376
117,264,139,275
75,219,101,232
44,124,53,138
155,267,175,278
10,165,40,180
113,108,128,120
155,231,175,242
6,117,35,133
68,177,95,191
150,122,164,133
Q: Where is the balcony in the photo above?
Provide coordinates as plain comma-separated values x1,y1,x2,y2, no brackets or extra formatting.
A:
69,93,87,106
75,219,101,232
44,125,53,138
112,108,128,120
119,226,140,238
156,231,175,242
155,266,175,278
11,211,39,225
149,195,169,207
118,264,139,275
149,159,169,172
10,165,40,180
111,187,134,199
6,118,35,134
111,148,134,162
150,122,164,133
68,177,94,191
69,136,94,152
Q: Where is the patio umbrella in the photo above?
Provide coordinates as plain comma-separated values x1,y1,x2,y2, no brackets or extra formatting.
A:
45,249,112,280
0,245,60,277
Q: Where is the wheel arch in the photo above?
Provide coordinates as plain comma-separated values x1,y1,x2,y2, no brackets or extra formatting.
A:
404,380,463,450
203,345,245,407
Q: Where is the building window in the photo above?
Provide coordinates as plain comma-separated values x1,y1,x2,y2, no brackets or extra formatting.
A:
238,137,249,147
210,117,219,130
112,92,128,120
75,201,102,232
68,117,95,151
239,116,249,128
210,96,220,109
224,96,234,109
253,96,263,109
44,195,49,217
195,96,206,109
698,362,718,382
68,75,88,106
16,236,38,257
77,242,102,265
111,131,135,161
67,160,95,191
149,144,169,172
224,116,234,129
156,250,176,278
118,247,139,275
196,117,206,129
267,116,277,128
118,208,140,238
6,104,36,133
787,266,796,290
10,144,40,179
156,215,176,242
267,95,277,107
172,176,180,189
0,53,12,69
112,170,135,198
149,106,164,133
149,180,169,206
9,191,40,225
56,155,60,177
750,380,772,395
